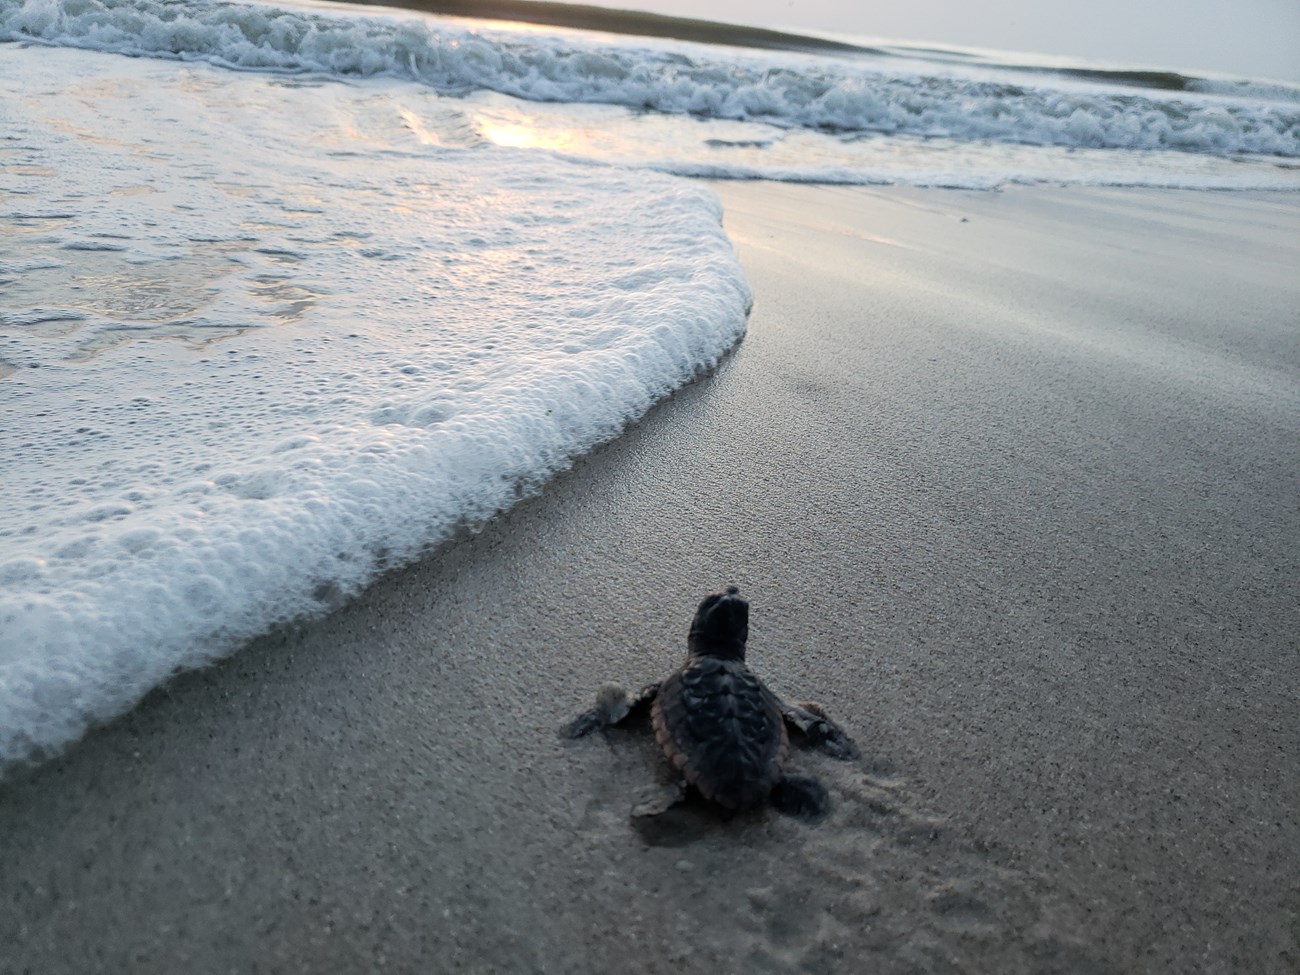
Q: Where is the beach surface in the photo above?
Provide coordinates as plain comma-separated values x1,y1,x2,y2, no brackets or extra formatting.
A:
2,183,1297,974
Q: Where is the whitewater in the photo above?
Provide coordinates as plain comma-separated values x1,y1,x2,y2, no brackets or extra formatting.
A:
1,0,1297,768
0,36,752,766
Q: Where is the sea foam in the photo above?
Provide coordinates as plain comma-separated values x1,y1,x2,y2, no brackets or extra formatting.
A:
0,46,750,767
2,0,1298,159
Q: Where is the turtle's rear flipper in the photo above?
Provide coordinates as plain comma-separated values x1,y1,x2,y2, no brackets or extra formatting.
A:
631,780,720,846
631,778,687,819
772,773,829,821
781,700,860,760
560,681,660,738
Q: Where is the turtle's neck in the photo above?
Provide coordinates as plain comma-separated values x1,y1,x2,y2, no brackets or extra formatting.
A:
687,635,747,661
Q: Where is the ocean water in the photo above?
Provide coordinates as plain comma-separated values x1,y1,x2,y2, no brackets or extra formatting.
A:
1,0,1297,767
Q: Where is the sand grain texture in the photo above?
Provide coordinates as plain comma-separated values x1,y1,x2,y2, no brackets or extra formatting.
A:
2,185,1298,974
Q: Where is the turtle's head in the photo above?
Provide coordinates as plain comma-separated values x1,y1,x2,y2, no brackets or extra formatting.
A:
688,585,749,660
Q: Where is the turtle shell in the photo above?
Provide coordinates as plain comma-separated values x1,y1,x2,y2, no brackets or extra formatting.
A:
651,655,788,810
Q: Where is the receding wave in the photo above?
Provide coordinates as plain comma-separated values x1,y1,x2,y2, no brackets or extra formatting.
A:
0,41,751,768
2,0,1297,158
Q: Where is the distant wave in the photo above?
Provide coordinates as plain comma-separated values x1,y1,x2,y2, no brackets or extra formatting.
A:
2,0,1298,157
1186,78,1300,104
330,0,886,57
986,64,1300,103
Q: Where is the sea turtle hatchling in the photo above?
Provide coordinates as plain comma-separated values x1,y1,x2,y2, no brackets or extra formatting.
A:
562,586,859,820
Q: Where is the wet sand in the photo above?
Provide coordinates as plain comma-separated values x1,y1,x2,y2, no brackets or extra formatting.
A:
2,184,1298,974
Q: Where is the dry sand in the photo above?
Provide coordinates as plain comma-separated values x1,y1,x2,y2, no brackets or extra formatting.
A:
2,184,1298,974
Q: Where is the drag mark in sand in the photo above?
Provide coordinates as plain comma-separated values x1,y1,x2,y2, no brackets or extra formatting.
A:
563,716,1103,972
560,590,1102,970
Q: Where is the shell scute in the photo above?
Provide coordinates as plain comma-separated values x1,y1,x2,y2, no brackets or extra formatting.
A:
652,656,788,810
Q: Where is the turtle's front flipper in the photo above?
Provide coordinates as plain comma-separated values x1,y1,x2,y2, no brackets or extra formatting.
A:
560,682,660,738
780,700,860,760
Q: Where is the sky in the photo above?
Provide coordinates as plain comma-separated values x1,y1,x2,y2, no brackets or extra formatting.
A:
581,0,1300,82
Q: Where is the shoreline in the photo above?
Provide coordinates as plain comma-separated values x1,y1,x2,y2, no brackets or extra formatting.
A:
2,183,1298,973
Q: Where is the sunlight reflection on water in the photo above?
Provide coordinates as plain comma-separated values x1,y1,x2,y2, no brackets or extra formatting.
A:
459,90,1297,189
